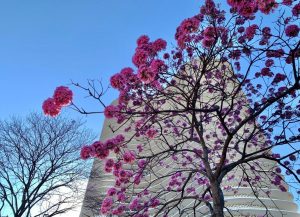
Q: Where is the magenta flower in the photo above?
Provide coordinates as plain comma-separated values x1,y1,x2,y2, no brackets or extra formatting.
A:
42,97,61,117
136,35,150,46
292,3,300,17
53,86,73,106
104,105,119,119
123,151,136,164
80,145,92,160
285,24,300,37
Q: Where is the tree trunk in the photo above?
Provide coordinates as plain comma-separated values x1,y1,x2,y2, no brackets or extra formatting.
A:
211,182,224,217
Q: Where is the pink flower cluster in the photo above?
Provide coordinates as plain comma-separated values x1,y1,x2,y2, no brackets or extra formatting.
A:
272,73,287,84
42,86,73,117
101,187,127,215
104,104,120,119
123,150,136,164
266,49,285,58
80,134,125,160
245,24,258,41
285,24,300,37
175,16,200,49
292,3,300,17
145,128,157,139
202,26,228,48
227,0,277,17
132,36,167,85
132,35,166,68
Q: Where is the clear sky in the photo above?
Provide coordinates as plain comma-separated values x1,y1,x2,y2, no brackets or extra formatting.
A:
0,0,201,135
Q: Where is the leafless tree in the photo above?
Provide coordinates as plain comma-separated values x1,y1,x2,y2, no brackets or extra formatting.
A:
0,113,94,217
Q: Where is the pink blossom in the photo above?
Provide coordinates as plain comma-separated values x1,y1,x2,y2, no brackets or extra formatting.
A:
137,65,157,84
129,198,141,211
245,24,258,40
117,191,126,202
105,159,115,168
53,86,73,106
114,161,122,171
272,73,286,84
80,145,93,160
115,134,125,144
110,73,124,90
262,27,271,38
123,151,136,164
92,141,110,159
104,166,112,173
101,197,113,214
104,105,119,119
163,53,170,59
112,205,125,215
120,67,134,78
146,128,157,139
177,17,200,35
265,59,274,67
292,3,300,17
119,169,127,178
266,49,284,58
150,198,160,208
133,174,141,185
285,24,300,37
238,1,257,17
257,0,277,14
42,98,61,117
202,38,215,48
105,139,115,150
137,144,143,152
150,59,167,74
137,35,150,46
153,38,167,52
138,159,147,168
132,49,148,67
175,16,200,48
107,187,117,196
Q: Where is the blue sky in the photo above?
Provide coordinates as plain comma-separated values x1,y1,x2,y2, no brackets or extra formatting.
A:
0,0,200,134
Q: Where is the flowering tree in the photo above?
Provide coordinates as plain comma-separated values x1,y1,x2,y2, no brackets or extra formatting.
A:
44,0,300,216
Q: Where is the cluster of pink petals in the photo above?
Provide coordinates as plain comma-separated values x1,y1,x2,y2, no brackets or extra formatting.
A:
245,24,258,41
266,49,285,58
110,67,138,91
80,145,94,160
227,0,277,17
42,98,61,117
175,16,201,49
132,35,167,68
292,3,300,17
202,26,228,48
285,24,300,37
42,86,73,117
115,35,167,86
257,0,277,14
272,73,287,84
80,134,125,160
104,104,120,119
145,128,157,139
101,197,114,214
123,150,136,164
137,65,157,84
105,158,115,172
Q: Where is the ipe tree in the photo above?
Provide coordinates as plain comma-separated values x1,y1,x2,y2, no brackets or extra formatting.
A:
44,0,300,216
